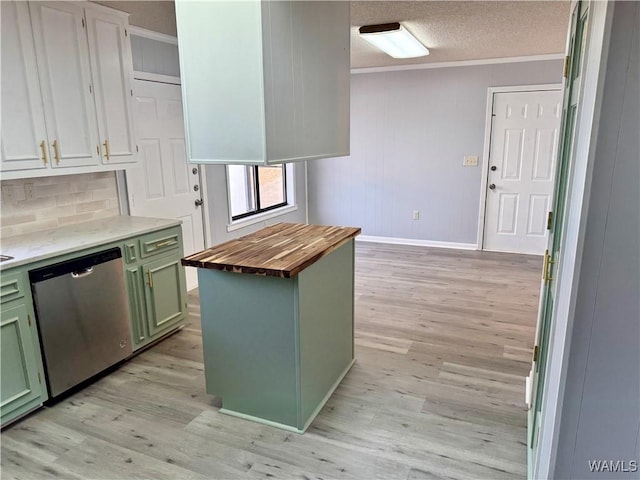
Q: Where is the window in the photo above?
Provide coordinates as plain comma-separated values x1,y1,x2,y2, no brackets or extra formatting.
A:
228,165,288,220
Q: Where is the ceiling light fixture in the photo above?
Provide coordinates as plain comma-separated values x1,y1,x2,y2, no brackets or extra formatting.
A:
358,23,429,59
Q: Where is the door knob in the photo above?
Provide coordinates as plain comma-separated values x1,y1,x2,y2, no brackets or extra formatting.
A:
195,199,204,207
490,165,497,171
489,184,496,190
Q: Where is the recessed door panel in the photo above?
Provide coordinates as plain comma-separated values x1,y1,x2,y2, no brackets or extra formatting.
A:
140,140,164,199
502,129,524,180
170,139,189,195
532,129,558,181
527,195,550,236
497,193,519,234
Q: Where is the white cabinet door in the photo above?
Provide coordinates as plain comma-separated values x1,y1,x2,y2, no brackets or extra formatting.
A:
1,1,49,172
86,8,136,165
29,1,100,169
175,0,350,165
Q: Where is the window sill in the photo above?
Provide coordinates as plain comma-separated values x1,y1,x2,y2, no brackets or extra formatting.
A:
226,204,298,232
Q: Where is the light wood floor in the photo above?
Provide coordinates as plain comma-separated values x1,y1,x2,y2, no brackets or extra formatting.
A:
1,243,542,480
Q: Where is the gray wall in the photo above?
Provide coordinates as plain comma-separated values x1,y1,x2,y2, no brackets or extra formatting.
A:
553,2,640,478
204,164,307,245
308,60,563,244
93,1,177,36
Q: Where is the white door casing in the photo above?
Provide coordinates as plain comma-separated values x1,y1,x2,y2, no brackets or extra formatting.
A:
126,80,204,291
482,89,563,255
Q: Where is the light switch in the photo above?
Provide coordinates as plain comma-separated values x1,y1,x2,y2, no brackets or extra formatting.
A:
463,155,478,166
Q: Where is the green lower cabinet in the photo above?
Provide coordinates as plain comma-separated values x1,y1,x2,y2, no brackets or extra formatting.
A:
125,254,187,351
144,256,186,337
1,301,46,426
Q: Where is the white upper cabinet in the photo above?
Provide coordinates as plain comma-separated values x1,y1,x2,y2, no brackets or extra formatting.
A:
1,1,49,172
1,1,138,179
85,7,136,165
29,1,100,169
175,0,350,165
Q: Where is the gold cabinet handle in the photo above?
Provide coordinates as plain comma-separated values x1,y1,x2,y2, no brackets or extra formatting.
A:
103,139,110,160
52,139,61,164
155,239,176,248
147,269,153,288
40,140,48,165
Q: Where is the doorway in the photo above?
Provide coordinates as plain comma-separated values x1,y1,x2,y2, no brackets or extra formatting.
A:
479,86,562,255
126,79,205,291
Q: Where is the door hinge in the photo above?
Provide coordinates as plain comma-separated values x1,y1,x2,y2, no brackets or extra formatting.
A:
542,249,555,284
82,18,85,28
125,28,128,37
533,345,539,363
89,84,93,94
136,145,139,153
546,211,553,230
38,372,42,384
28,314,31,326
563,55,571,78
130,89,133,97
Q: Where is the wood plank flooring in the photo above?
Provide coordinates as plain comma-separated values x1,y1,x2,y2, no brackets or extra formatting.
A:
1,242,542,479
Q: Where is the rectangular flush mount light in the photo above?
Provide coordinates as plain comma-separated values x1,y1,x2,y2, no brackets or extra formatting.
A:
359,23,429,59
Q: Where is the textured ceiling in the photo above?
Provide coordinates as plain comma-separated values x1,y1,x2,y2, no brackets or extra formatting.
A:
351,1,571,69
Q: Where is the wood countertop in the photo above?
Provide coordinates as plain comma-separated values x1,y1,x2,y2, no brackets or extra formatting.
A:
181,223,361,278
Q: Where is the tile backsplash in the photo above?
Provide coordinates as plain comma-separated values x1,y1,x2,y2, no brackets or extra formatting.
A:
1,172,121,238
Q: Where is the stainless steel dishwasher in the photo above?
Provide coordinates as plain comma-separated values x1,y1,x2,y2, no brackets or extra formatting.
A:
29,247,132,397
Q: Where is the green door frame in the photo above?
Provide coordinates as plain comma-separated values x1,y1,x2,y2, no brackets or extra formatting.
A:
527,0,590,477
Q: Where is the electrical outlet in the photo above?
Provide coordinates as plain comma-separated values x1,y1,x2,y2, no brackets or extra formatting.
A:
463,155,479,166
24,183,35,200
413,210,420,220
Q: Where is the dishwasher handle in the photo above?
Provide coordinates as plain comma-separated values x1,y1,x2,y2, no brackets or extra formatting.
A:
71,267,94,279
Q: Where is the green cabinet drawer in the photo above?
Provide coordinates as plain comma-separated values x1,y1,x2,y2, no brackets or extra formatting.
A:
1,270,26,304
138,228,181,259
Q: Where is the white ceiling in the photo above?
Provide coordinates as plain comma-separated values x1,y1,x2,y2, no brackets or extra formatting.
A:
351,1,571,69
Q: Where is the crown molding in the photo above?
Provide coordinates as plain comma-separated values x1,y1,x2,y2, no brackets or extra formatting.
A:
351,53,565,74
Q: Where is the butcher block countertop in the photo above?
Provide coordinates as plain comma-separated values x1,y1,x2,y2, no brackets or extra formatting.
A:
182,223,361,278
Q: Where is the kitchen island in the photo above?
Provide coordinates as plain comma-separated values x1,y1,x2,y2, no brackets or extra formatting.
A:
182,223,360,432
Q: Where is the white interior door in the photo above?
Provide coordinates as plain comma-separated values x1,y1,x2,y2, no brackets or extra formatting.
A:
127,79,205,291
483,90,562,255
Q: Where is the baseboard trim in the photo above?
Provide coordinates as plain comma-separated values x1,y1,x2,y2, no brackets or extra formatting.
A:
356,235,478,250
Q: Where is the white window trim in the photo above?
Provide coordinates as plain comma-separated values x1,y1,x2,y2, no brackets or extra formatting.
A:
226,163,296,232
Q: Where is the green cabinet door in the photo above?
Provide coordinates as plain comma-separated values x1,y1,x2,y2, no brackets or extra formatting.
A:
125,265,147,347
1,302,44,425
143,256,186,338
